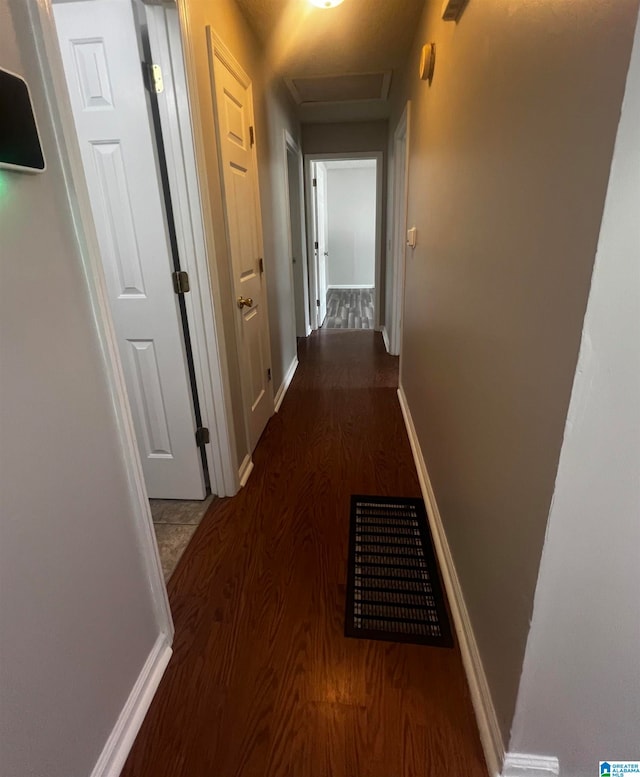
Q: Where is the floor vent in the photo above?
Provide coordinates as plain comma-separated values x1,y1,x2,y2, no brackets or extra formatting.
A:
345,495,453,647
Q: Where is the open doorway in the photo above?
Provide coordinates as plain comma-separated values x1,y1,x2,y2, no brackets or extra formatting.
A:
305,153,383,332
50,0,222,576
284,132,310,340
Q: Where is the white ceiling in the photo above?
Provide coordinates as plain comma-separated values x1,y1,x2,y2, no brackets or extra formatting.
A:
235,0,425,121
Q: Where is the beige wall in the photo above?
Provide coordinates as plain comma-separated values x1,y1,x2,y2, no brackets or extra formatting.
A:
1,2,164,775
301,120,388,155
508,14,640,771
390,0,640,743
180,0,301,466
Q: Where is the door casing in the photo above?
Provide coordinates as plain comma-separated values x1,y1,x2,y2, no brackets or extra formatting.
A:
304,152,384,331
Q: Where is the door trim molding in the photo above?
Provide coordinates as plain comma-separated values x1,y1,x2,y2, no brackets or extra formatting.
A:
397,383,505,777
304,152,384,331
501,754,560,777
90,635,172,777
145,5,238,497
26,0,174,639
274,356,299,413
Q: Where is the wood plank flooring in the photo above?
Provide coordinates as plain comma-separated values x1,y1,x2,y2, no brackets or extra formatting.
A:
122,331,487,777
323,288,375,329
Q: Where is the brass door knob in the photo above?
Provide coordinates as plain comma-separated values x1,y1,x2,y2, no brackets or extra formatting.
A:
237,296,254,309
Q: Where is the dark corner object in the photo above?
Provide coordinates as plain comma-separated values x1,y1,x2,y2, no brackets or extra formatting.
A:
345,495,453,648
0,67,46,173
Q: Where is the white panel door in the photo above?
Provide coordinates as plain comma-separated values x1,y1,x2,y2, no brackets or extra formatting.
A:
316,163,329,325
54,0,206,499
209,34,273,452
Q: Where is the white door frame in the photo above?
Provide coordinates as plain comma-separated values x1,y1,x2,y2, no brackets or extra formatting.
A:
145,5,238,497
304,152,384,331
26,0,173,637
390,102,411,357
283,130,311,338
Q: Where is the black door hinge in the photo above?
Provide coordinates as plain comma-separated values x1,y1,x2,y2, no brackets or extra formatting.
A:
267,367,272,381
249,126,255,147
316,299,320,307
312,178,317,187
314,241,319,250
172,270,190,294
195,427,210,446
259,257,264,274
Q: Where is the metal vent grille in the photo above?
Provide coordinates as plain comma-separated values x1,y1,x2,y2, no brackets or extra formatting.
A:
345,496,453,647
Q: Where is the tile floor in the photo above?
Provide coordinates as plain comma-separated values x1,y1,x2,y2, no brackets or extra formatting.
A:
151,496,214,580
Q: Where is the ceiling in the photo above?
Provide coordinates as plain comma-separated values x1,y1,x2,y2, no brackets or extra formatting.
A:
234,0,425,122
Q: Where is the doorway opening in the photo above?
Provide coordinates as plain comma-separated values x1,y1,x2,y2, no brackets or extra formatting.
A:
49,0,230,577
304,153,383,332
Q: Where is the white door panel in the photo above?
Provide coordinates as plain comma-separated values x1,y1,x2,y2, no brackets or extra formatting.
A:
210,35,273,452
54,0,206,499
316,163,328,325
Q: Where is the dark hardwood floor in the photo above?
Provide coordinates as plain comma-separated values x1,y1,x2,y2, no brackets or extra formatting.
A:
122,330,487,777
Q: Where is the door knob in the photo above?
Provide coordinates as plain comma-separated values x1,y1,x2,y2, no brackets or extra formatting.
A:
237,296,254,309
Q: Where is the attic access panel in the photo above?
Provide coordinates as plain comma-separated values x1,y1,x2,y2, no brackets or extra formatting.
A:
0,68,46,173
285,71,392,105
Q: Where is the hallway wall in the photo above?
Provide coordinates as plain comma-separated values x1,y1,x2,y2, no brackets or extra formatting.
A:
1,3,166,775
326,166,377,288
507,14,640,772
389,0,640,745
179,0,302,465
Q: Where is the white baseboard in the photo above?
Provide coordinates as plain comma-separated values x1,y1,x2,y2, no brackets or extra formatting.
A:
238,454,254,488
381,325,391,353
274,356,298,413
328,284,374,290
502,754,560,777
90,634,172,777
397,385,505,777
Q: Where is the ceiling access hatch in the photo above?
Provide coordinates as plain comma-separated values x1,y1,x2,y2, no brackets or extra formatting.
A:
285,71,392,105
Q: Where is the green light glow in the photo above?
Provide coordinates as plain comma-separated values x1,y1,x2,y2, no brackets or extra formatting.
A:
0,171,9,203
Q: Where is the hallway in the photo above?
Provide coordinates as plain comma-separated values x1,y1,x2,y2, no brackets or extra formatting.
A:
122,331,486,777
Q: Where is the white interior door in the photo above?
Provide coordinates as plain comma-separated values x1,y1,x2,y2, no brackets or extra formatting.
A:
54,0,206,499
287,147,306,338
316,162,329,325
392,106,410,356
209,32,273,452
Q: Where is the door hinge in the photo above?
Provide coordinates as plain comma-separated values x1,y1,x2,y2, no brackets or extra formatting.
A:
259,257,264,274
144,63,164,94
316,299,320,307
314,241,319,250
195,426,210,447
312,178,317,187
249,125,255,147
267,367,272,381
172,270,190,294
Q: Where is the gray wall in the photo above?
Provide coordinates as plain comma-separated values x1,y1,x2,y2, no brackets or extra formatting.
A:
508,14,640,772
389,0,640,743
326,166,377,288
0,3,164,775
301,120,388,156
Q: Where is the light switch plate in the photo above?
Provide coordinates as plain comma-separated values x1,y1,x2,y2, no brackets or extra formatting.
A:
407,227,417,248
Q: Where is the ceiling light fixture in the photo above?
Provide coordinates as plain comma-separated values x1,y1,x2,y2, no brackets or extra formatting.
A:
309,0,345,8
